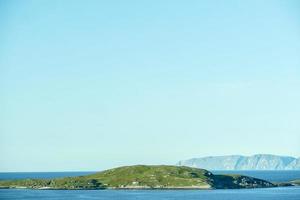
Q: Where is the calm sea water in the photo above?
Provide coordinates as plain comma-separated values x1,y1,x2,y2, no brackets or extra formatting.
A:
0,187,300,200
0,171,300,199
0,172,95,180
212,170,300,182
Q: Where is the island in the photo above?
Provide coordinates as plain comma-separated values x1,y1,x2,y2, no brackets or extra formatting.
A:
177,154,300,170
0,165,276,190
290,180,300,186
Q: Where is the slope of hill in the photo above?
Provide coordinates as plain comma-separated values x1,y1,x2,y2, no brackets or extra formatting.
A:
0,165,274,190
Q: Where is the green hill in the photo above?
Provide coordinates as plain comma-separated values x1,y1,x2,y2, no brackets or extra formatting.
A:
0,165,275,190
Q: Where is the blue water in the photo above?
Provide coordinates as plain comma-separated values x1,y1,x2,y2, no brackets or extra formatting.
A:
0,172,96,180
213,170,300,182
0,187,300,200
1,171,300,199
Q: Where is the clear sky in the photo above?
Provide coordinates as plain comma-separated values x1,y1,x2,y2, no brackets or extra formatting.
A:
0,0,300,172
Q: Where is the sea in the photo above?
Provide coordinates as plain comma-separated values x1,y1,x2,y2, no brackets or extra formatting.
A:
0,170,300,200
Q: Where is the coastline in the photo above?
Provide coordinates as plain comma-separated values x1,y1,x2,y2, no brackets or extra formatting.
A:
2,165,299,191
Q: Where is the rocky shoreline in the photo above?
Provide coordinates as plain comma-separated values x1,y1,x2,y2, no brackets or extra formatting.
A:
0,165,297,190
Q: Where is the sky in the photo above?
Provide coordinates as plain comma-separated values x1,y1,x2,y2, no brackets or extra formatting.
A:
0,0,300,172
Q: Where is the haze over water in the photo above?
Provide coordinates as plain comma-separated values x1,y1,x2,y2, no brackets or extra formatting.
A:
1,0,300,199
1,0,300,172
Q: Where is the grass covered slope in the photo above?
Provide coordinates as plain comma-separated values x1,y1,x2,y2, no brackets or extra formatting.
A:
85,165,213,189
0,165,275,190
0,176,104,190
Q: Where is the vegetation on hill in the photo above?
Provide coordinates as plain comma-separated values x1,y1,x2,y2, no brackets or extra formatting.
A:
0,165,275,190
85,165,213,189
0,176,104,190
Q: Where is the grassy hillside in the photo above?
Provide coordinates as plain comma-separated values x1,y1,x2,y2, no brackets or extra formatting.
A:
85,165,213,188
0,165,275,190
0,176,104,190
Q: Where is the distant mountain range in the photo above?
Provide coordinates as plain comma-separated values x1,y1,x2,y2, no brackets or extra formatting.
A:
177,154,300,170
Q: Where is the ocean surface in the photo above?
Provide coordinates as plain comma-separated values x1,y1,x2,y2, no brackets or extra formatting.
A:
0,171,300,200
0,187,300,200
213,170,300,182
0,172,95,180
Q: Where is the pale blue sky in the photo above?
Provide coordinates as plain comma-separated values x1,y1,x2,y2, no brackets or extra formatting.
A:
0,0,300,172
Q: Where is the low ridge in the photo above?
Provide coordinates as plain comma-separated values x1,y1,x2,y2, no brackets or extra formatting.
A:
0,165,274,190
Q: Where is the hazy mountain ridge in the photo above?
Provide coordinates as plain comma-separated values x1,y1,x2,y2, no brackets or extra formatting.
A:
177,154,300,170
